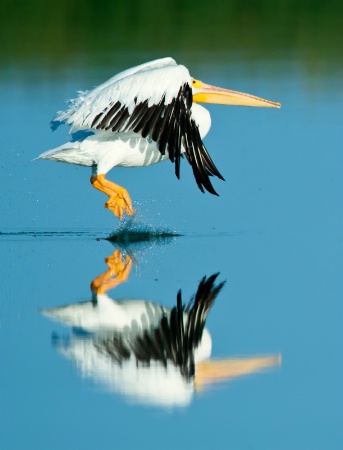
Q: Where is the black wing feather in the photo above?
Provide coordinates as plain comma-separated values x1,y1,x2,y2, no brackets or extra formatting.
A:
94,82,223,195
133,103,158,134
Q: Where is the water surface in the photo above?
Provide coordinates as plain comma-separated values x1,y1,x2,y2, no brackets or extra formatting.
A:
1,2,342,449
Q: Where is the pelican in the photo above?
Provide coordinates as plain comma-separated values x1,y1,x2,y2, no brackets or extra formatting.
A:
41,250,281,407
37,57,281,219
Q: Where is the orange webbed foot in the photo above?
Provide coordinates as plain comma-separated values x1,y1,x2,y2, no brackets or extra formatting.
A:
105,186,134,219
91,174,135,220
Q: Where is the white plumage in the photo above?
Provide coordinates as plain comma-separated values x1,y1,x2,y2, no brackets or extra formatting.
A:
37,57,280,219
56,58,189,130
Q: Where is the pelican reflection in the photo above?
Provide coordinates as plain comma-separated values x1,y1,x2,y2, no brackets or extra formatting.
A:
42,249,281,407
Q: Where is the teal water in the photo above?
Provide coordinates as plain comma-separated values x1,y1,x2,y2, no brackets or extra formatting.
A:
1,3,343,448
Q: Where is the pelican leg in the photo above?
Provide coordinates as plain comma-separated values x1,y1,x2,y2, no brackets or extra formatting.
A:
91,250,133,295
90,174,134,219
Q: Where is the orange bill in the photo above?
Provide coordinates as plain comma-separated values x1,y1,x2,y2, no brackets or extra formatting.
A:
192,79,281,108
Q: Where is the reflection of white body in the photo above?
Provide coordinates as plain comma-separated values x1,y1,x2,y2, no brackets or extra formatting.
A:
44,294,170,331
42,272,281,408
43,293,212,408
57,337,196,407
43,293,212,361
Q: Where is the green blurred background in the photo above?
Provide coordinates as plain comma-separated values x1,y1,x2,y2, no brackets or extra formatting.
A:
1,0,342,79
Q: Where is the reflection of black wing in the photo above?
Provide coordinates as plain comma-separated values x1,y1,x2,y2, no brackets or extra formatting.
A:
95,274,225,380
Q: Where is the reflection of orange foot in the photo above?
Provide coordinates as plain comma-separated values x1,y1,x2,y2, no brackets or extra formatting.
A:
91,174,134,220
105,250,132,278
91,250,133,295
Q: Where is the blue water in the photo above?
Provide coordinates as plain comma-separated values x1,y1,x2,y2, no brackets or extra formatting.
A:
1,55,342,449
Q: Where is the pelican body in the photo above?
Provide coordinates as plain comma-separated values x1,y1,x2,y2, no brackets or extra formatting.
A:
37,58,280,219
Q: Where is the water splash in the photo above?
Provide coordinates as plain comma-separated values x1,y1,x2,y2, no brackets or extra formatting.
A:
106,200,183,244
103,202,183,264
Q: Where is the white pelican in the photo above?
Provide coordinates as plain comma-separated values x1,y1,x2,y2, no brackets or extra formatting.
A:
37,57,281,219
41,250,281,407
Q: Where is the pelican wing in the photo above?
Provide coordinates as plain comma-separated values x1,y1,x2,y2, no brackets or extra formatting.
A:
53,58,178,129
53,58,223,194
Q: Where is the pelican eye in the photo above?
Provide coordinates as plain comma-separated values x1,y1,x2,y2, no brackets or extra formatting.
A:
191,79,202,88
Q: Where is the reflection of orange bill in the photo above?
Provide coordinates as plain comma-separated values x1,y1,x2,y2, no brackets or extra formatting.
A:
195,354,282,387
